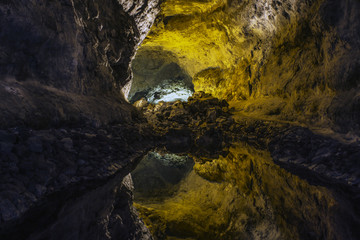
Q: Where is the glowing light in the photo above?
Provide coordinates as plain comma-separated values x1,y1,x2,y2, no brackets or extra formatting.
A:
149,90,192,104
150,90,193,103
145,80,193,104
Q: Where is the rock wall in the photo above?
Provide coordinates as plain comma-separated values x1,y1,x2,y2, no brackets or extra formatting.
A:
0,121,157,239
140,0,360,132
1,0,359,238
132,93,360,239
0,0,161,128
0,0,161,239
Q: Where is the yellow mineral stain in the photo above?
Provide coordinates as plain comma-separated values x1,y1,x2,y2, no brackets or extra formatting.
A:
138,0,337,127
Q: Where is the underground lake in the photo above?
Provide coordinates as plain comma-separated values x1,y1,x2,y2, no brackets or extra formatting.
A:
0,0,360,239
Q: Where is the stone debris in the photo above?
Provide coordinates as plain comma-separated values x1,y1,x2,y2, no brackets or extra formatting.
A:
137,92,233,156
137,92,360,191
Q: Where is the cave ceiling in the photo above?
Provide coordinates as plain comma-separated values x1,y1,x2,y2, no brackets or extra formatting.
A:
133,0,360,131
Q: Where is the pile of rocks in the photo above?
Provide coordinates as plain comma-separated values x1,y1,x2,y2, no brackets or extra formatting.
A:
134,91,235,156
135,92,360,191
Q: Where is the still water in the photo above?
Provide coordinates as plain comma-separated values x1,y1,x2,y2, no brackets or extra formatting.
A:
132,143,359,240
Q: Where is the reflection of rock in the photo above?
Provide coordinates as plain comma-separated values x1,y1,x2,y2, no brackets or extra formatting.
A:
143,91,360,190
0,122,155,239
268,126,360,188
135,144,360,240
132,151,194,201
142,92,233,157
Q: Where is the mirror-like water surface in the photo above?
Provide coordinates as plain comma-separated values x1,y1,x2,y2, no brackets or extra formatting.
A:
132,143,359,240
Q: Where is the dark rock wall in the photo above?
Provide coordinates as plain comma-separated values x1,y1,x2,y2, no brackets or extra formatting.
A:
0,0,161,239
0,122,156,239
0,0,160,93
0,0,160,128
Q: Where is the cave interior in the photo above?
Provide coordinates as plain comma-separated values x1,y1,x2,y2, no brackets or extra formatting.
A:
0,0,360,240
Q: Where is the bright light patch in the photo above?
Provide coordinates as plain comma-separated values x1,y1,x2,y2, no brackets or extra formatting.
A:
148,89,193,104
145,79,194,104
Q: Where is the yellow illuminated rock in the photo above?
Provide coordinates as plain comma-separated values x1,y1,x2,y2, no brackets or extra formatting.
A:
135,0,359,130
134,144,349,240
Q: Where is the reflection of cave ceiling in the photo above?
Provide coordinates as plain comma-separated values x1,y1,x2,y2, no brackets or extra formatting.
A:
139,0,360,132
135,144,349,240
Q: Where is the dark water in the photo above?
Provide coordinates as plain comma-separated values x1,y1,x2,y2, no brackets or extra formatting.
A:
132,143,360,240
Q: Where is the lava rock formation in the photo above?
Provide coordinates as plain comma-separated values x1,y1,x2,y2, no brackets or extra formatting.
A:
1,0,360,239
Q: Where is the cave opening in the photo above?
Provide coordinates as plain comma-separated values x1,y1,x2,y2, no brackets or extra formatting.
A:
1,0,360,239
128,47,194,104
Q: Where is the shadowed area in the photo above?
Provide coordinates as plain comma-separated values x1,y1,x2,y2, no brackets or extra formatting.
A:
0,0,360,239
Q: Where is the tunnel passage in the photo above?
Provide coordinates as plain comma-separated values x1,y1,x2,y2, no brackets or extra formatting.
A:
1,0,360,239
128,47,194,104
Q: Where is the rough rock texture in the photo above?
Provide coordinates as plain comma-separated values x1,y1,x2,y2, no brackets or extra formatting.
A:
0,121,157,239
139,0,360,133
137,92,360,189
131,151,194,202
133,93,360,239
128,47,193,102
138,92,233,156
117,0,164,43
0,0,161,127
1,0,360,239
0,0,161,239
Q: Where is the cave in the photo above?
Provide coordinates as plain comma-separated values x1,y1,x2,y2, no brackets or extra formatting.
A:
128,46,194,104
0,0,360,240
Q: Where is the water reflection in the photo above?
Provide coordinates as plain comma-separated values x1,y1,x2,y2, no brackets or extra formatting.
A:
132,143,360,240
132,151,194,202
